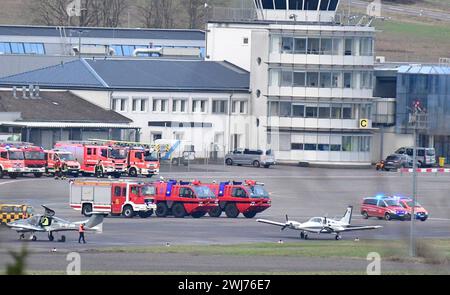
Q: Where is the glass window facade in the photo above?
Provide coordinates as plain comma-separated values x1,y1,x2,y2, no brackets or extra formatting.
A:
0,42,45,55
268,101,358,120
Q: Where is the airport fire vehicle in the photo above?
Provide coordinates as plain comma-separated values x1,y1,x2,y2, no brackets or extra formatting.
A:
0,146,26,179
146,180,218,218
1,143,47,178
86,139,161,177
45,149,80,176
207,180,271,218
69,180,157,218
55,142,127,178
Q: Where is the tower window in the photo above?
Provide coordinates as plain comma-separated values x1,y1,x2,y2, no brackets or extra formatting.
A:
262,0,275,9
304,0,319,10
289,0,304,10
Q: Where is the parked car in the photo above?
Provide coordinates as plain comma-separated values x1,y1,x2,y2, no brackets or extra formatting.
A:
225,149,276,168
395,147,436,167
383,154,413,171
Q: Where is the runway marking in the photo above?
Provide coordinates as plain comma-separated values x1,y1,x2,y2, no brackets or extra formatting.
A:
0,179,50,187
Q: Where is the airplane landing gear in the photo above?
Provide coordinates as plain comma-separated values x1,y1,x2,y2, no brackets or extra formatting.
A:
30,235,37,241
300,232,305,239
58,235,66,243
19,234,25,240
48,232,54,241
335,235,342,241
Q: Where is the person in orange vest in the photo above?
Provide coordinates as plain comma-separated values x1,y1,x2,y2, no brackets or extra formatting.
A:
78,223,86,244
54,157,62,180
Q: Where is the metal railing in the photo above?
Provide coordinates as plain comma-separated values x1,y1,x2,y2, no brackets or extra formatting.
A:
208,7,258,22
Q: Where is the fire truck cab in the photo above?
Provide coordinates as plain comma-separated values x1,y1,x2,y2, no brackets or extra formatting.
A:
20,145,46,178
127,148,160,178
55,142,127,178
70,180,157,218
148,180,218,218
45,149,81,176
207,180,271,218
0,146,25,179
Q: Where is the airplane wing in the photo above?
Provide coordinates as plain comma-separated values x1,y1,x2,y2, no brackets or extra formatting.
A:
337,225,383,232
256,219,286,227
8,224,45,232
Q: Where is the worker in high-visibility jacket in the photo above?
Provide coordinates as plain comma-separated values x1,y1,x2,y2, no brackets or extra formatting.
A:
54,158,62,180
78,223,86,244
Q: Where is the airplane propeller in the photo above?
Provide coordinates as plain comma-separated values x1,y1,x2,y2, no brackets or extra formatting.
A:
281,215,289,231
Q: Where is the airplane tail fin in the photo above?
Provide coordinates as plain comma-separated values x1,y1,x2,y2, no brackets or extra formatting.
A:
340,206,353,225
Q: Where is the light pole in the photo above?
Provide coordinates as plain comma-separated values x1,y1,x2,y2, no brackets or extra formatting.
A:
409,100,425,257
71,29,89,58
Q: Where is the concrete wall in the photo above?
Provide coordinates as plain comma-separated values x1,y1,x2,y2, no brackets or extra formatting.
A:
372,127,414,162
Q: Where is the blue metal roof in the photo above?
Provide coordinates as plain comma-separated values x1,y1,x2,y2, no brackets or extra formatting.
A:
0,25,205,41
397,65,450,75
0,59,250,92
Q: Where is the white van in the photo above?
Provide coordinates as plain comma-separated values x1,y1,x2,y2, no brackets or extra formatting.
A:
395,147,436,167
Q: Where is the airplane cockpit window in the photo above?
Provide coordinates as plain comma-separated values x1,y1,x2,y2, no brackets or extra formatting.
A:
310,217,323,223
29,216,40,226
40,216,52,227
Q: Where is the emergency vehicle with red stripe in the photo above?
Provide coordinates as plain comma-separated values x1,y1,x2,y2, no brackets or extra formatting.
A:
0,142,46,178
207,180,271,218
148,179,218,218
55,141,127,178
0,146,26,179
69,180,157,218
45,149,80,176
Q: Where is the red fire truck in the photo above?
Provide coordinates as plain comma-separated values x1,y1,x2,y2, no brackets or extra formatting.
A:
127,147,160,177
55,142,127,178
144,180,218,218
45,149,81,177
207,180,271,218
0,146,26,179
69,180,157,218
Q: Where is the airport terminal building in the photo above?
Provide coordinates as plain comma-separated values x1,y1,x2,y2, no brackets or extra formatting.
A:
207,0,376,165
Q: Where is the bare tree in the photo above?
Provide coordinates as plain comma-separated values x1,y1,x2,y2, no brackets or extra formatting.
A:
34,0,129,27
182,0,204,29
137,0,176,29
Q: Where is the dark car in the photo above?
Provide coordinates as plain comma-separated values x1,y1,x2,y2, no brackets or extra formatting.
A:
383,154,413,171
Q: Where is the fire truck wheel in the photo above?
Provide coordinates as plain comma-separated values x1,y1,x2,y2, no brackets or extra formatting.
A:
252,160,261,168
34,173,43,178
225,203,239,218
82,204,93,217
191,212,206,218
138,211,153,218
128,168,138,177
122,206,135,218
156,203,169,217
172,203,186,218
0,168,4,179
243,211,257,218
208,207,222,218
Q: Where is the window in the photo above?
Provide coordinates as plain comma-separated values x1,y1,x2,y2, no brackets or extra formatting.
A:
330,144,341,151
292,104,305,117
318,106,331,118
361,72,373,89
289,0,304,10
320,0,330,10
307,72,319,87
342,105,353,119
192,100,207,113
232,188,248,198
344,38,353,56
320,39,332,55
10,43,25,54
281,71,293,86
305,0,319,10
359,136,371,152
344,72,352,88
332,72,341,87
291,143,304,150
305,106,318,118
269,101,279,116
307,38,320,55
294,38,307,54
111,45,123,56
318,144,330,151
332,38,341,55
279,134,291,151
212,100,228,114
331,105,342,119
239,101,247,114
179,188,194,198
172,99,187,113
114,187,122,197
293,72,306,87
304,144,317,151
112,98,127,112
132,98,147,112
0,42,11,54
319,72,332,88
243,37,249,45
269,69,280,86
152,99,168,112
281,37,293,53
280,102,292,117
342,136,352,152
360,37,373,56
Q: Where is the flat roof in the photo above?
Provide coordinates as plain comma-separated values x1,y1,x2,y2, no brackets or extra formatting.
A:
0,25,205,41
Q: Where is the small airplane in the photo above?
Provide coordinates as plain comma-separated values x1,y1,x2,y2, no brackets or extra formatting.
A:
257,206,382,240
7,205,105,242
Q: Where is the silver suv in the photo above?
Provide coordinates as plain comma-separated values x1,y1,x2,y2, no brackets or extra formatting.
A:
225,149,276,168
